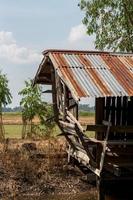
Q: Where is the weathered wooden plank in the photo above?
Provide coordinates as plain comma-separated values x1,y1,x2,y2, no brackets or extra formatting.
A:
95,98,105,170
51,67,59,122
83,137,104,145
42,90,52,93
99,113,111,174
75,124,97,167
58,132,75,137
105,156,133,167
86,125,133,133
102,120,112,126
68,103,77,110
59,120,75,129
63,127,76,135
107,140,133,145
63,83,67,120
66,110,97,167
66,116,75,124
68,148,100,176
108,147,133,155
67,110,85,132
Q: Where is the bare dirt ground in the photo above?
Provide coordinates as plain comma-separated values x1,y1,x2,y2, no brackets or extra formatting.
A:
0,138,97,199
79,116,95,125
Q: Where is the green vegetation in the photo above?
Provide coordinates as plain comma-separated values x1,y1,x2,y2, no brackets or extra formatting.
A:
79,104,95,112
2,106,22,112
19,80,55,139
0,71,12,139
5,125,22,138
85,131,95,138
79,0,133,52
4,124,59,139
3,112,21,117
79,111,95,117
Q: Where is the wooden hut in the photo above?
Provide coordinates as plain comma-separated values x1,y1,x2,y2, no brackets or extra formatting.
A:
34,49,133,198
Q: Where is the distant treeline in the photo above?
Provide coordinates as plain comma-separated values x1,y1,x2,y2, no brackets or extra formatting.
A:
2,106,22,112
79,104,95,112
2,104,95,113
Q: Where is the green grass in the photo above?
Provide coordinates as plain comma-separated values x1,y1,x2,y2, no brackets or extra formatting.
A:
79,111,95,117
4,124,60,139
3,112,95,139
85,131,95,138
3,112,21,117
5,125,22,138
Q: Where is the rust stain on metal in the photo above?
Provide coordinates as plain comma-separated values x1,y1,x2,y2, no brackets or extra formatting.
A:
101,55,133,96
35,49,133,99
78,54,112,96
52,53,86,97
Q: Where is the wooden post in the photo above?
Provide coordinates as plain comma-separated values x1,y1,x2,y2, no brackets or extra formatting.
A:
75,103,78,120
63,83,68,121
98,180,105,200
95,97,105,139
51,66,59,122
95,98,105,168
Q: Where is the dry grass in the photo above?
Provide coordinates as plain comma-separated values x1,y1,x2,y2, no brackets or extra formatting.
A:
0,139,97,199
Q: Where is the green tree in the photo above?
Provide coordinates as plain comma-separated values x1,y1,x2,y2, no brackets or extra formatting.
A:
0,71,12,139
19,80,55,139
79,0,133,52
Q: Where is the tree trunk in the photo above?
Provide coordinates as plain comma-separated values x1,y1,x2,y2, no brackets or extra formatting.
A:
0,112,5,140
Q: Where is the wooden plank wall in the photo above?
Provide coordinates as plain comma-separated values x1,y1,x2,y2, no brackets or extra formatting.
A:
96,96,133,140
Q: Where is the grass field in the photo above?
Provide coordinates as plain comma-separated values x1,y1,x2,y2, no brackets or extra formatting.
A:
2,112,95,138
4,124,60,139
5,125,22,138
79,111,95,117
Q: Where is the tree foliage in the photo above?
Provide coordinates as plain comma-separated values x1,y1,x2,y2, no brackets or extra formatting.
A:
19,80,45,122
79,0,133,52
19,80,55,139
0,71,12,110
0,71,12,139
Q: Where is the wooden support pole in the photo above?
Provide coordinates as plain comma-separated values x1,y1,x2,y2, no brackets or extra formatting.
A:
51,67,59,122
95,97,105,139
67,110,84,132
95,98,105,169
98,180,105,200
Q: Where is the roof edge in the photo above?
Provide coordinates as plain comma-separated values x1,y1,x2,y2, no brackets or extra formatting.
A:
42,49,133,56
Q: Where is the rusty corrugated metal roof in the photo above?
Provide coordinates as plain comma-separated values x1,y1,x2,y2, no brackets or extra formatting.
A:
35,49,133,100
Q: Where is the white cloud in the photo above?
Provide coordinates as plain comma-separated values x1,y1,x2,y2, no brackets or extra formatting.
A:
67,24,95,50
68,24,87,43
0,31,42,64
0,31,15,45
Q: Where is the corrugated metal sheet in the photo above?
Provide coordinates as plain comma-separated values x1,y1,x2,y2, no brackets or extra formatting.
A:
37,50,133,100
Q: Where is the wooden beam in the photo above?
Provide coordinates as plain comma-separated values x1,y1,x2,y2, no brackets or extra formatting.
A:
67,110,85,132
68,103,77,110
51,67,59,122
69,148,100,176
66,116,75,124
83,138,133,146
59,120,75,129
67,110,97,167
107,140,133,145
42,90,52,93
86,125,133,133
75,124,96,167
95,97,105,139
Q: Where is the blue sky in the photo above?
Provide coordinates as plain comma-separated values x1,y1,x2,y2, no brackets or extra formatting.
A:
0,0,95,107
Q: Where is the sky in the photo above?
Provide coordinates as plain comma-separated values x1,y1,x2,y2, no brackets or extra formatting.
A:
0,0,95,107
